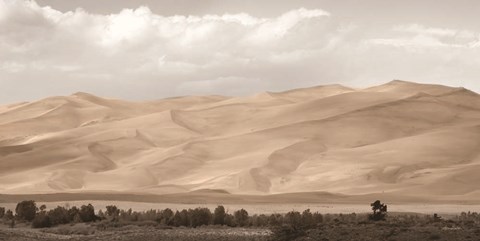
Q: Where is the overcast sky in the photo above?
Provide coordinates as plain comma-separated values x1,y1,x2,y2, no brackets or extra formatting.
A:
1,0,479,103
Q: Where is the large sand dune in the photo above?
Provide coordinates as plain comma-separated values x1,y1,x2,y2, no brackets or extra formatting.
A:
0,80,479,203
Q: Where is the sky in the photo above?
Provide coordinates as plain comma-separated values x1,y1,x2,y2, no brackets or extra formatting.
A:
1,0,479,103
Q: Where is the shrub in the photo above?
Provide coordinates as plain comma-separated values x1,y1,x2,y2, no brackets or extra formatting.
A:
270,224,306,241
4,210,14,220
312,212,323,224
285,211,303,230
268,214,283,226
429,234,441,240
45,223,96,235
32,213,51,228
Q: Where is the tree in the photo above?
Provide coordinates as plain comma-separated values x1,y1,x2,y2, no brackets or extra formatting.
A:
224,213,235,227
79,204,96,222
369,200,387,221
4,210,14,220
47,206,69,226
189,208,212,227
251,214,268,227
67,206,80,222
106,205,120,221
284,211,302,229
268,214,283,226
39,204,47,212
213,205,226,225
234,209,249,227
160,208,174,225
0,207,5,218
15,200,37,221
97,209,105,219
301,209,315,228
106,205,119,217
173,210,189,227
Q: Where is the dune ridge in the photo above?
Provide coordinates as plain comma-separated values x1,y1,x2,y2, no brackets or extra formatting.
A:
0,81,479,203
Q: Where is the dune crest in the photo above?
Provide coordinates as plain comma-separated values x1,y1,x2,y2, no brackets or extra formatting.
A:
0,81,479,202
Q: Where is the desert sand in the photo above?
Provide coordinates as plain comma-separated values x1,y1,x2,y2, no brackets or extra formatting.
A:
0,80,479,204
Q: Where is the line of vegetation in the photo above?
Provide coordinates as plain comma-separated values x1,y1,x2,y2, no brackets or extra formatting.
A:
0,200,479,240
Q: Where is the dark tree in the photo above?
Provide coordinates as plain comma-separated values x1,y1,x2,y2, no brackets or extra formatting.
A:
268,214,283,226
5,210,14,220
79,204,96,222
213,205,226,225
173,209,189,227
39,204,47,212
0,207,5,218
251,214,268,227
106,205,119,217
67,206,80,222
189,208,212,227
369,200,387,221
160,208,174,225
47,206,69,226
301,209,315,228
234,209,249,227
15,200,37,221
224,213,235,227
284,211,302,229
106,205,120,221
433,213,442,222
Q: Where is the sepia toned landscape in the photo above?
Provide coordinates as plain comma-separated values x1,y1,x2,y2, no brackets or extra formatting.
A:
2,0,480,240
0,81,479,240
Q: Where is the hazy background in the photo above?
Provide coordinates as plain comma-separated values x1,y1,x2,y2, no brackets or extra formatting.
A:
1,0,479,103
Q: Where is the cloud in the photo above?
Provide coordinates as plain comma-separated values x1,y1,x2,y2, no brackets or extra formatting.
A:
394,24,458,37
0,0,339,102
0,0,479,103
357,24,480,90
369,24,480,49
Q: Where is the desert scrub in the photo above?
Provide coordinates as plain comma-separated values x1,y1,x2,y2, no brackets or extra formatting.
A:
41,223,96,235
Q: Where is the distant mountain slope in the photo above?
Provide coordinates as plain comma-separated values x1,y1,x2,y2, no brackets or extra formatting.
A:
0,81,479,202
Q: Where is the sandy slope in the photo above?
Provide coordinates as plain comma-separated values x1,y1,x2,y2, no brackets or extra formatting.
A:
0,80,479,203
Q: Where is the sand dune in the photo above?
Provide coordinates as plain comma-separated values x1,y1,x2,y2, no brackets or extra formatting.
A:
0,80,479,203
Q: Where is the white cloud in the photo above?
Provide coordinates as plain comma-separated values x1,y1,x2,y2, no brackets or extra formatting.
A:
0,61,25,73
394,24,457,37
0,0,338,102
370,24,480,49
0,0,479,103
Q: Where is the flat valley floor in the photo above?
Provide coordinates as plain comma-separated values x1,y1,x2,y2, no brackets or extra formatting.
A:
0,221,479,241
